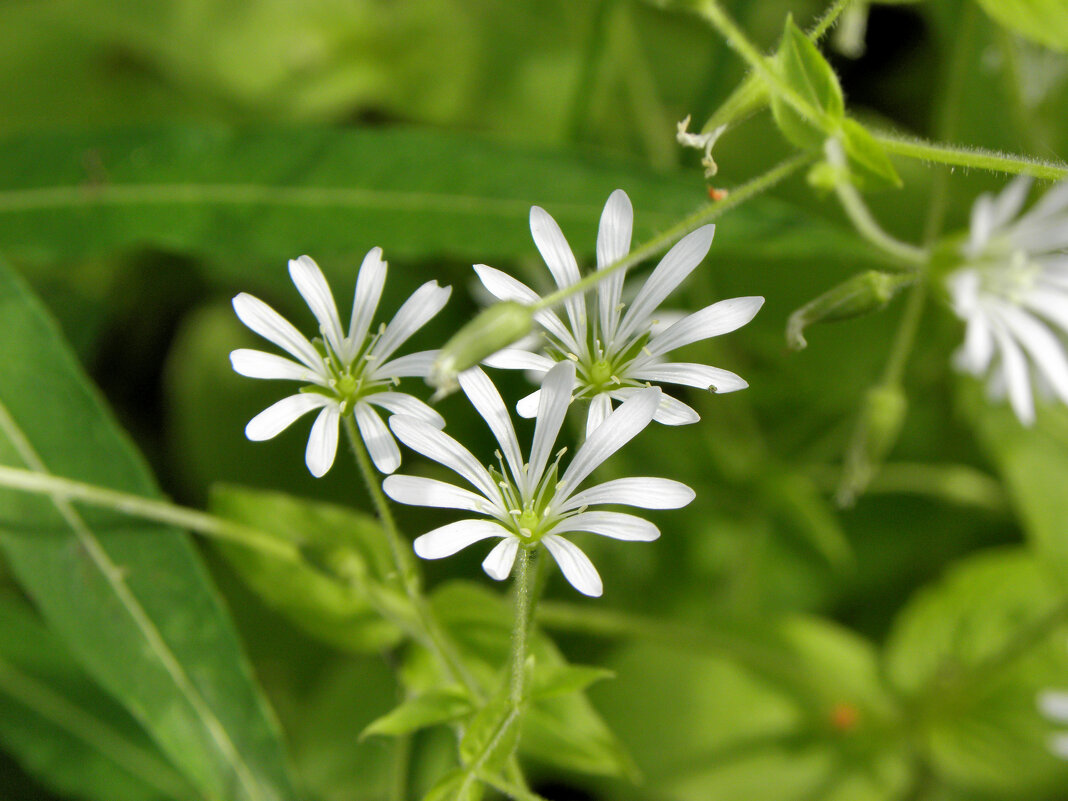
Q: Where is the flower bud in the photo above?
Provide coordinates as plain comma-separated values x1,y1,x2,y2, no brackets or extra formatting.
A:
786,270,915,350
428,301,535,397
837,383,907,507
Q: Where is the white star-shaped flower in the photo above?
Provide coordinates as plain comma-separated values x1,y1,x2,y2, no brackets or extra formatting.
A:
383,361,694,597
947,177,1068,425
475,189,764,437
231,249,451,476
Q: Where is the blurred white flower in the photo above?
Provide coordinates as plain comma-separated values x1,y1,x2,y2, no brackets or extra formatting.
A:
477,189,764,438
1038,689,1068,759
947,177,1068,425
383,361,694,597
231,250,450,476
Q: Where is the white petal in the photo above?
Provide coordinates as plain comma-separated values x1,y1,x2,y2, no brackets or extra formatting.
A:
232,293,324,372
585,393,613,440
473,264,579,353
530,205,586,346
994,302,1068,402
527,361,576,494
383,475,491,513
245,394,331,441
990,176,1032,232
354,403,402,474
552,511,659,541
1025,286,1068,337
364,392,445,428
373,282,452,363
516,390,541,418
348,247,387,352
1050,733,1068,760
1039,690,1068,723
289,255,345,358
561,477,695,512
596,190,633,342
957,312,995,374
459,368,525,484
376,350,437,378
482,537,520,580
990,319,1035,425
556,387,660,501
414,519,510,559
610,387,700,425
613,225,715,345
306,404,341,477
482,349,556,372
541,534,603,597
230,349,324,385
645,296,764,357
630,362,748,393
388,416,499,501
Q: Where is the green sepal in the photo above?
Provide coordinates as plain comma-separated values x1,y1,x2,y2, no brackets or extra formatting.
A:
361,686,474,739
839,119,902,189
459,689,521,776
422,768,484,801
786,270,917,350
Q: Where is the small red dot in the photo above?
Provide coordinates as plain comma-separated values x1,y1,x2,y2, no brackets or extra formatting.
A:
707,187,729,202
830,702,859,732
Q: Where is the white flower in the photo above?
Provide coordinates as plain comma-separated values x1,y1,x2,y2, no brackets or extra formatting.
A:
947,177,1068,425
383,361,694,597
476,189,764,437
231,250,451,476
1038,689,1068,759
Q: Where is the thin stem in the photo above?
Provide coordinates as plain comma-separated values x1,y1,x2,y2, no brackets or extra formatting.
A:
510,548,535,707
873,131,1068,181
809,0,855,40
389,733,411,801
531,151,814,313
881,282,927,386
341,415,417,592
0,465,298,561
340,416,484,702
828,152,927,267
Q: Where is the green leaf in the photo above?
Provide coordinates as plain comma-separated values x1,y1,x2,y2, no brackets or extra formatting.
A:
771,17,845,150
530,664,615,701
590,616,908,801
839,119,903,190
0,594,197,801
0,260,297,801
422,768,483,801
962,386,1068,580
209,485,407,653
973,0,1068,53
403,580,636,778
884,548,1068,796
458,689,521,776
0,127,892,278
362,687,473,739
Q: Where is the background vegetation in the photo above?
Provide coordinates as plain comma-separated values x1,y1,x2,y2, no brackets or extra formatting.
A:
2,0,1068,799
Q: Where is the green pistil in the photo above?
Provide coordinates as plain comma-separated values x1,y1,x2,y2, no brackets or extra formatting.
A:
517,509,540,538
587,359,614,391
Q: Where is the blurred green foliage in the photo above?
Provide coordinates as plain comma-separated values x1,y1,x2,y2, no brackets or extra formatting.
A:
1,0,1068,799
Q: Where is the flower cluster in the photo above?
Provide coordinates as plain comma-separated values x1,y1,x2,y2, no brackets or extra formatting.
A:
231,249,450,476
947,177,1068,425
231,190,761,595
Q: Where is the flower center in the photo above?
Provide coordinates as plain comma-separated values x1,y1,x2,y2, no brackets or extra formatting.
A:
517,508,540,537
587,359,614,390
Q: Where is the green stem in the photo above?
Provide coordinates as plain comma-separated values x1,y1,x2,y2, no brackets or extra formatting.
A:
809,0,856,40
510,548,535,707
873,131,1068,180
341,415,416,592
531,151,814,313
833,177,927,266
0,465,298,560
340,416,484,702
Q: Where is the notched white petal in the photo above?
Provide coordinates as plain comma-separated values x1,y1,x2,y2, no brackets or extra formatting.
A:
232,293,324,371
289,255,345,356
562,477,695,512
541,534,603,597
374,281,452,362
383,475,492,513
482,537,520,580
551,511,659,541
349,247,388,351
365,391,445,428
459,367,525,482
630,362,748,393
306,404,341,477
414,519,510,559
354,403,402,474
230,349,322,384
646,296,764,357
245,394,331,441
